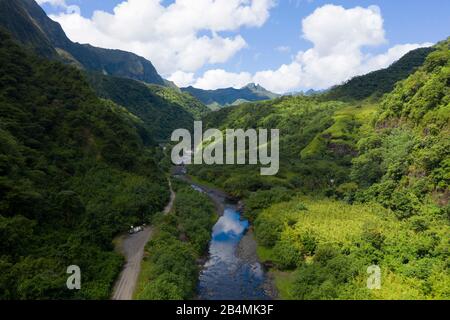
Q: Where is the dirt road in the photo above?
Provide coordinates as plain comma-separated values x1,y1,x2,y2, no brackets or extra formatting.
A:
112,226,153,300
112,178,175,300
164,178,176,214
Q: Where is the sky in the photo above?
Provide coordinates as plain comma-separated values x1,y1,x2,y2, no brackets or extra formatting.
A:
37,0,450,93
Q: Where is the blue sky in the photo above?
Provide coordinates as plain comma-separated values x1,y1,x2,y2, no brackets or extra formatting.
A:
233,0,450,72
39,0,450,92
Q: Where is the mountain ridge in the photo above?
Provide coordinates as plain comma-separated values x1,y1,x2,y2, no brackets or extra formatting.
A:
0,0,213,142
85,72,196,141
181,83,279,107
323,46,436,101
0,0,165,85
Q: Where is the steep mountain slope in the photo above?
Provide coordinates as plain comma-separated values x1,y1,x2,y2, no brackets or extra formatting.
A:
352,38,450,213
0,0,56,58
324,47,435,101
0,0,165,85
0,30,169,299
86,73,196,141
191,40,446,206
191,96,350,197
148,84,211,119
0,0,207,142
182,83,279,107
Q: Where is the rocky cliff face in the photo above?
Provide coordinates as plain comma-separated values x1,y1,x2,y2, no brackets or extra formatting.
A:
0,0,165,85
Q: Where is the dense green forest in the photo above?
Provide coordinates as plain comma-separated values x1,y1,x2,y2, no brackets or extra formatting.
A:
134,180,217,300
0,31,170,299
86,73,203,141
0,0,211,300
191,95,358,197
189,38,450,299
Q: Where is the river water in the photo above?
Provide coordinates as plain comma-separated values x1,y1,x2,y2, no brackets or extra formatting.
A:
197,204,270,300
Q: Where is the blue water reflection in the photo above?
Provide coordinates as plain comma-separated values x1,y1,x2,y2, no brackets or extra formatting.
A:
198,206,270,300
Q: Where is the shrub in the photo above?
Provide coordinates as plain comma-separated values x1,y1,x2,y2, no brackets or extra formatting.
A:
272,239,302,270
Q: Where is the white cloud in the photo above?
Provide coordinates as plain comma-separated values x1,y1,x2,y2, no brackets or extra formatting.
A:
253,62,302,93
168,71,195,88
42,2,433,93
193,69,253,89
176,5,433,93
362,42,434,73
301,5,386,56
37,0,67,7
47,0,275,76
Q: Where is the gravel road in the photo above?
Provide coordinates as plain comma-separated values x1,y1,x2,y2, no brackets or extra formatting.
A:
112,226,153,300
112,179,175,300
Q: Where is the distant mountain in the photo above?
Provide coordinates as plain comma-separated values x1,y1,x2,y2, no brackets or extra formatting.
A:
0,0,165,85
324,46,435,101
181,83,279,107
304,89,326,96
285,89,326,97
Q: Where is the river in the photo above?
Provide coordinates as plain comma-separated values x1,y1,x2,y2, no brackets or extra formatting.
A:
188,183,272,300
173,160,273,300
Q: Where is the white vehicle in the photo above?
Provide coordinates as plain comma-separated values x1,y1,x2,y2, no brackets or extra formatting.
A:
128,225,144,234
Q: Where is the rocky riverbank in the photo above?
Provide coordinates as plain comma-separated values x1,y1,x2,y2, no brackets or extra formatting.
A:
236,229,278,299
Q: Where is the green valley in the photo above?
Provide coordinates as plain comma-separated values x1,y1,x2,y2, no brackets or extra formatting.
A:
0,0,448,303
188,38,450,300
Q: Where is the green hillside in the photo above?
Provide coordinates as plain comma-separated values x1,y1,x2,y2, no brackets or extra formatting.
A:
191,95,356,197
0,0,208,142
148,84,211,119
324,47,435,101
189,39,449,299
86,73,196,141
0,30,169,299
352,38,450,215
254,39,450,300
